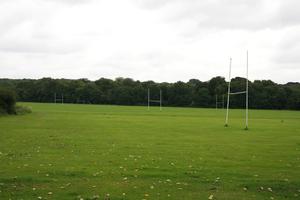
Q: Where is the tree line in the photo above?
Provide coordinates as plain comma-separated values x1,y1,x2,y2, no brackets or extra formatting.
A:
0,77,299,110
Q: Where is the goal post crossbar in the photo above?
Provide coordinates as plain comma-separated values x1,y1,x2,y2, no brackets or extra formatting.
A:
229,91,246,95
149,100,161,103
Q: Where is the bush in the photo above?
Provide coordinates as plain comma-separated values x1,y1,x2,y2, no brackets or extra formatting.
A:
15,105,32,115
0,88,16,114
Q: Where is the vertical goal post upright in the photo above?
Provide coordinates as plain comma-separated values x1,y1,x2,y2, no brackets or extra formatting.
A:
246,51,249,129
147,88,162,111
225,51,249,130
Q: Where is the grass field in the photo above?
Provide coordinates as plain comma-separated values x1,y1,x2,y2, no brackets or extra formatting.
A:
0,103,300,200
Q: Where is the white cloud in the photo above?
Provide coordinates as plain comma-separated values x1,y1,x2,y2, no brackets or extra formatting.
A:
0,0,300,83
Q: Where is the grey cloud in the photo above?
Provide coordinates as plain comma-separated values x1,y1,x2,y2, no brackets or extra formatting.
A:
272,26,300,66
0,0,12,5
168,1,272,30
134,0,300,31
274,44,300,66
93,51,183,75
133,0,174,10
275,0,300,27
278,30,300,49
46,0,94,5
275,53,300,66
0,38,83,54
0,0,84,55
0,5,36,36
0,15,29,36
0,0,299,83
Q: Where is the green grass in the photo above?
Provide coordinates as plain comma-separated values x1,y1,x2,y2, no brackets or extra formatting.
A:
0,103,300,200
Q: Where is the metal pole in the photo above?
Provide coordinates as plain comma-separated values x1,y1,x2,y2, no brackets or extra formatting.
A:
216,94,218,109
245,51,249,130
225,57,232,127
54,93,56,104
147,88,150,111
160,89,162,111
222,94,225,109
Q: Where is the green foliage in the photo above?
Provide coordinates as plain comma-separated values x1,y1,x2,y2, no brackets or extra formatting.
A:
0,77,300,110
0,103,300,199
0,88,16,114
15,105,32,115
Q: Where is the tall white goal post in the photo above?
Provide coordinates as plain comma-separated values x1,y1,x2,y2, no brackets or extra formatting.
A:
147,88,162,111
225,51,249,130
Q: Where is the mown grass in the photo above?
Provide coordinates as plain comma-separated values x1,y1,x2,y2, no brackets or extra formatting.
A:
0,102,300,199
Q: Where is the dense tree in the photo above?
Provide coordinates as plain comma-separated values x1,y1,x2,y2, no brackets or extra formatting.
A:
208,76,227,96
0,77,299,110
0,88,16,114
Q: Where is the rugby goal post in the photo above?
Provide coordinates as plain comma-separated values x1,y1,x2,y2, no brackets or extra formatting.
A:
147,88,162,111
225,51,249,130
216,94,225,109
54,93,64,104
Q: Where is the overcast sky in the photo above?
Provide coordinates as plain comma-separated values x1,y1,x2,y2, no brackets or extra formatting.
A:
0,0,299,83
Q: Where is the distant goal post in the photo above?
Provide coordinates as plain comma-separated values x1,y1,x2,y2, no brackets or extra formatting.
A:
147,88,162,111
54,93,64,104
